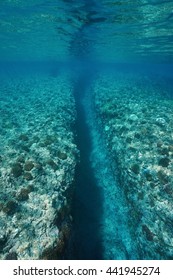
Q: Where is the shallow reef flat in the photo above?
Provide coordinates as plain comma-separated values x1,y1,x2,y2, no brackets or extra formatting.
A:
0,73,78,260
92,73,173,259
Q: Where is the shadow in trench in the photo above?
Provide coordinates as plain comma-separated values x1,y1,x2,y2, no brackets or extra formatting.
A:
70,67,104,260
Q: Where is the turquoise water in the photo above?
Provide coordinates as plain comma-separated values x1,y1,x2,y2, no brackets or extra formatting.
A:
0,1,173,260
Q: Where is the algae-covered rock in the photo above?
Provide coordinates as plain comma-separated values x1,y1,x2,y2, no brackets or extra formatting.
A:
158,147,169,156
24,161,34,171
157,170,169,185
11,163,23,178
17,188,31,201
24,172,33,181
157,141,163,148
2,200,18,215
46,159,58,171
57,151,67,160
131,163,140,174
158,157,170,167
145,172,153,182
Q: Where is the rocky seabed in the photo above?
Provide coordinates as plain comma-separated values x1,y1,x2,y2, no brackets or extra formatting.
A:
92,73,173,259
1,71,173,260
0,73,78,260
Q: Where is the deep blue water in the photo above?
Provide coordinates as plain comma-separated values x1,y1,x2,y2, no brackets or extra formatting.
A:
0,0,173,260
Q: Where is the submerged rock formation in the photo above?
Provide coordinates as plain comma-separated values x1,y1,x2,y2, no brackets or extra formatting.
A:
0,74,78,260
92,73,173,259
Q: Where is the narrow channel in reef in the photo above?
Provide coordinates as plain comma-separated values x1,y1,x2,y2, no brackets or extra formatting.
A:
1,0,173,261
70,65,139,259
70,68,103,260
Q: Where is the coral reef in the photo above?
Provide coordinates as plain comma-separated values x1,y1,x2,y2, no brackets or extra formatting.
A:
0,73,78,260
92,73,173,259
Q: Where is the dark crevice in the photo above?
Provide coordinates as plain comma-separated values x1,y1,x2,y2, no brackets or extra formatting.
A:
70,70,104,260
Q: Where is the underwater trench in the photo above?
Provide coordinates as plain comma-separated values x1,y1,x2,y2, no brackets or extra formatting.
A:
69,70,104,260
68,68,140,260
64,0,140,260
